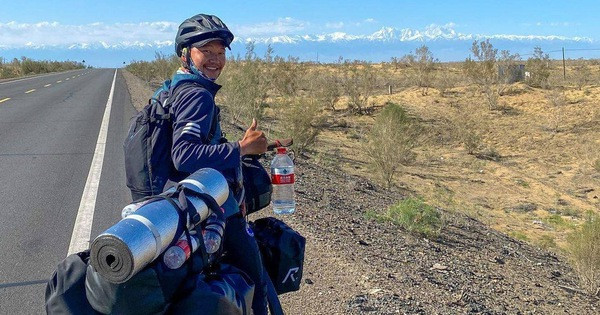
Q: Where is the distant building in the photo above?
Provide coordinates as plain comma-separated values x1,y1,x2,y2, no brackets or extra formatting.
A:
499,64,526,83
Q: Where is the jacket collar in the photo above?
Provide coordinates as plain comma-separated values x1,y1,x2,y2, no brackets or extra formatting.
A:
171,72,222,96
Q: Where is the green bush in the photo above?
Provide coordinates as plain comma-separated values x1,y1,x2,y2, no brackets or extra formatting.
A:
401,45,438,96
125,53,179,86
278,96,325,156
341,60,377,114
219,43,269,124
367,198,443,238
567,212,600,295
0,56,84,79
463,40,520,110
526,46,551,88
365,102,419,187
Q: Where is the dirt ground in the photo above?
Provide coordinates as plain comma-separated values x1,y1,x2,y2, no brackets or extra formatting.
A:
122,69,600,314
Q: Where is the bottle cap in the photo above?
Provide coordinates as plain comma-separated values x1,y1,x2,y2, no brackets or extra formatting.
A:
276,147,287,154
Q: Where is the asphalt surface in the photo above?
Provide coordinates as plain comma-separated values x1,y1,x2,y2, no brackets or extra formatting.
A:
0,69,137,314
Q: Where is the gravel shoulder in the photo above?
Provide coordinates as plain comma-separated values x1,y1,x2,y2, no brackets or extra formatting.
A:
122,70,599,314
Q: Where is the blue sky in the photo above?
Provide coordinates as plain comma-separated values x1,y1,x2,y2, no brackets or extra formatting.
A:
0,1,598,67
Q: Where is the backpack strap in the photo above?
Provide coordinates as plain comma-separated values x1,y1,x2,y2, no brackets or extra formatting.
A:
160,80,220,144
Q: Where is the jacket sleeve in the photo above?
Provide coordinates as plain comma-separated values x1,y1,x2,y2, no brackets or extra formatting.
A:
171,87,241,173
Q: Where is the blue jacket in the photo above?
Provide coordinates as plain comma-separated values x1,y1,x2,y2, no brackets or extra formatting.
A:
168,72,243,217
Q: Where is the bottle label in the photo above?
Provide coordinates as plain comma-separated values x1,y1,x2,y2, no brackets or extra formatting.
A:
271,173,295,184
176,240,191,259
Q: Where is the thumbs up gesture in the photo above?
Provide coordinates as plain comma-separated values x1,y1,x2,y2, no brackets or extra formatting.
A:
239,119,267,156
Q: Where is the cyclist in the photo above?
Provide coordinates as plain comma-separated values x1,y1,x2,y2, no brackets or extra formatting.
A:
168,13,268,314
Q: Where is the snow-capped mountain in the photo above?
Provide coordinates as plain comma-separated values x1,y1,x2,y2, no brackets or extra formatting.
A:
0,24,595,67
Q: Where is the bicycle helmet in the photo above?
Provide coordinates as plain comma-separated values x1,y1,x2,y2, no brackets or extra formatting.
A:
175,14,234,57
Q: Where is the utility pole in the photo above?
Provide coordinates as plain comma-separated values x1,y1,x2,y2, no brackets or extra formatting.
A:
562,47,566,80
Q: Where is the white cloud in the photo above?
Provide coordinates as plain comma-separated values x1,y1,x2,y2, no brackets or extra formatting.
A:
325,22,345,29
0,21,177,49
233,17,308,37
364,18,376,23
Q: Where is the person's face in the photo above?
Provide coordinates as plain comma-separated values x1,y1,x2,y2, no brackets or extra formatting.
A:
188,40,226,79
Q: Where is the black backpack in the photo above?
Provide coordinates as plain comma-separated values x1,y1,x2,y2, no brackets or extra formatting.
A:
124,79,217,199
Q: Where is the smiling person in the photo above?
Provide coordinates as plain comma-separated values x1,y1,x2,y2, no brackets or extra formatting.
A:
168,13,269,314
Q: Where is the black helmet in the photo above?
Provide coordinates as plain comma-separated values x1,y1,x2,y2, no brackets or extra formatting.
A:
175,14,234,57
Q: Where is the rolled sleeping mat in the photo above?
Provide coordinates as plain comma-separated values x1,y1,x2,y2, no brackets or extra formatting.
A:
90,168,229,283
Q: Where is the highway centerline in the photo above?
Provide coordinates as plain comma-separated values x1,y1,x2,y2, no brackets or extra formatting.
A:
0,97,10,103
67,69,118,256
25,89,36,94
44,84,52,87
57,80,62,83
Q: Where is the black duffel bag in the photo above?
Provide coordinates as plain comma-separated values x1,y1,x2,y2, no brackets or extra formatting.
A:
45,250,101,315
251,217,306,294
242,155,272,215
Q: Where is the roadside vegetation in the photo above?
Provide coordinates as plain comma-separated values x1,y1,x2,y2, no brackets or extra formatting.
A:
0,56,85,79
366,198,443,238
125,42,600,296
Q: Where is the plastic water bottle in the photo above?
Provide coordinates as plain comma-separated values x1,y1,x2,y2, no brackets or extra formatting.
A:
270,147,295,214
163,235,199,269
202,212,225,254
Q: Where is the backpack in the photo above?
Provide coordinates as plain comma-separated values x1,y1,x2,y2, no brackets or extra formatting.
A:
124,79,218,199
251,217,305,295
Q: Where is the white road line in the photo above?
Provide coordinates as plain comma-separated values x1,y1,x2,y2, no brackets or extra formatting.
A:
65,78,70,81
57,80,62,83
0,97,10,103
44,84,52,87
0,71,73,86
25,89,36,94
67,69,118,256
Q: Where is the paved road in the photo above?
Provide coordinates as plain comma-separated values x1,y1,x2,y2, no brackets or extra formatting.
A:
0,69,137,314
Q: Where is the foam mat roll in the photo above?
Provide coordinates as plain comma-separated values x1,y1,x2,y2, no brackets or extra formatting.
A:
90,168,229,283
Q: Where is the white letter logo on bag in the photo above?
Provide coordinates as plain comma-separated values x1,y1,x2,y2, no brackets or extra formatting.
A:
282,267,299,283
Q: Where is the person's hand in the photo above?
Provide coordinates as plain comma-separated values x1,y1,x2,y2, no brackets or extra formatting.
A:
238,119,267,156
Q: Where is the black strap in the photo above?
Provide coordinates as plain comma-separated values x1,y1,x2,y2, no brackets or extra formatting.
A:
264,266,285,315
204,106,219,144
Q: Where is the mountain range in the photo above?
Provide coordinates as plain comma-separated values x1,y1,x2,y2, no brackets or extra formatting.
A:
0,25,596,67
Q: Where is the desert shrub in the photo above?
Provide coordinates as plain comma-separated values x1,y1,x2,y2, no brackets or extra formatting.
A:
571,58,592,90
341,60,377,114
463,40,520,110
126,53,179,85
401,45,438,96
567,212,600,295
365,102,419,187
0,57,83,79
270,56,306,97
454,112,483,155
367,198,443,238
526,46,551,88
219,42,269,124
310,71,341,111
277,96,325,156
434,66,457,97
